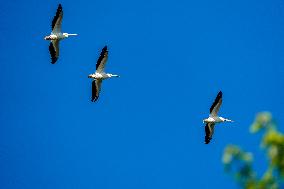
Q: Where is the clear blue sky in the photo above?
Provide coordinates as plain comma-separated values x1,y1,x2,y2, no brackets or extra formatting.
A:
0,0,283,188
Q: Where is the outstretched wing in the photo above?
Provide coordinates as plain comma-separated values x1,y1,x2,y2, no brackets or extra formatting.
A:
49,40,60,64
91,79,102,102
52,4,63,34
96,46,108,73
210,91,222,117
205,123,215,144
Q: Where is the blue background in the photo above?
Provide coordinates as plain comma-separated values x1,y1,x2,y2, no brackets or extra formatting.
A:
0,0,283,188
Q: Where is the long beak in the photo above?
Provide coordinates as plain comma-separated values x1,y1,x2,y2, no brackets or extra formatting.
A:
68,34,78,36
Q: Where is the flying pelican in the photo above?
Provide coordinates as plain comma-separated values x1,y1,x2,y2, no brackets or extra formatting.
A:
203,91,233,144
44,4,78,64
88,46,119,102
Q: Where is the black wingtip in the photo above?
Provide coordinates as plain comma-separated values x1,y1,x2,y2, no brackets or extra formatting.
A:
91,97,99,102
96,46,108,70
209,91,223,113
204,137,211,144
204,123,213,144
49,42,58,64
102,45,108,51
91,80,99,102
51,58,58,64
57,4,62,11
51,4,63,30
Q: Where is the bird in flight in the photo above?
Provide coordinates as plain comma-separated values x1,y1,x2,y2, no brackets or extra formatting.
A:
203,91,233,144
44,4,78,64
88,46,119,102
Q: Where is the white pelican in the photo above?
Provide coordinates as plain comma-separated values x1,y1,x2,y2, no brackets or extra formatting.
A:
203,91,233,144
88,46,119,102
44,4,77,64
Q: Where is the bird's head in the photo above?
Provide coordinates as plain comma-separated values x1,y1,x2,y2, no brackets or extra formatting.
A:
225,119,234,122
63,33,78,38
112,74,120,77
107,74,120,78
63,33,69,38
88,74,94,78
221,117,234,122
